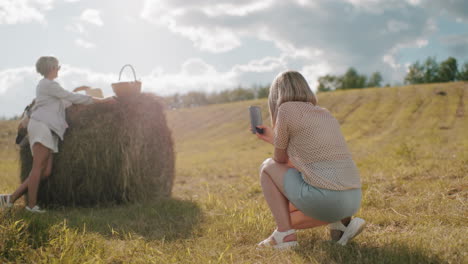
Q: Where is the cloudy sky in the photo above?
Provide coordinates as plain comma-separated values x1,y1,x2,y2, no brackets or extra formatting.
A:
1,0,467,117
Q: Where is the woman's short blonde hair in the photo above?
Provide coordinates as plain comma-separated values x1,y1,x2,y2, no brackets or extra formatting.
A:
268,70,317,126
36,56,59,77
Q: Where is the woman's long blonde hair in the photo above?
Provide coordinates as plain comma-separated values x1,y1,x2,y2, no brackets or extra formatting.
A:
268,70,317,127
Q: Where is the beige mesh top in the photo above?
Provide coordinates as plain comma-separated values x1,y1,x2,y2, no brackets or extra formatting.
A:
274,102,361,190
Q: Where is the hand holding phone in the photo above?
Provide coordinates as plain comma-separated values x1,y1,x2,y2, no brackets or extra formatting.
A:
249,106,264,134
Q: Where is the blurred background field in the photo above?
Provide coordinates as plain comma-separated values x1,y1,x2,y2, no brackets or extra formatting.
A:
0,82,467,263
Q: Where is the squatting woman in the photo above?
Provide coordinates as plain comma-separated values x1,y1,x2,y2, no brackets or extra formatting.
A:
255,70,366,249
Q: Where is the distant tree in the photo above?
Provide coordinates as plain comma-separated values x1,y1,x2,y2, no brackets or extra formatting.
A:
182,91,208,107
229,86,255,102
405,61,425,84
317,74,341,92
438,57,458,82
256,85,270,98
217,90,232,103
205,86,256,104
166,93,182,108
457,62,468,81
206,91,226,105
173,93,180,104
423,56,439,83
367,72,383,87
340,68,366,89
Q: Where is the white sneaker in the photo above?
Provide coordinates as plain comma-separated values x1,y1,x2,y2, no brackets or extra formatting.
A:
336,218,366,246
25,205,46,213
0,194,13,208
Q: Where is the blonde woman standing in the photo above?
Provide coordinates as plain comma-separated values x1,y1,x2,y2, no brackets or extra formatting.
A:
255,71,365,249
0,56,112,213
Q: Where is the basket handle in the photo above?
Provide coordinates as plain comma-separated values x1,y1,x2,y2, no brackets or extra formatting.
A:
118,64,137,81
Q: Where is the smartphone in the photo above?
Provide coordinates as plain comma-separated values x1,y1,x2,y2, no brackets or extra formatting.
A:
249,106,264,134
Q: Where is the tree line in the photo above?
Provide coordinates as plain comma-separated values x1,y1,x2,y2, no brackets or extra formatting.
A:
164,85,270,109
318,57,468,92
317,69,385,92
163,56,468,108
404,56,468,84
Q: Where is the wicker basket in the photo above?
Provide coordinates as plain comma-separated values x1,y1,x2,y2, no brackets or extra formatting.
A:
111,64,141,98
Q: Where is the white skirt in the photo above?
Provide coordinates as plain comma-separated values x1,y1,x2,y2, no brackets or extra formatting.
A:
27,118,59,155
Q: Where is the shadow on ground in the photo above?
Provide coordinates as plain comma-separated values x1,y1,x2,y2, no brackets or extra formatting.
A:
295,235,444,264
1,198,202,248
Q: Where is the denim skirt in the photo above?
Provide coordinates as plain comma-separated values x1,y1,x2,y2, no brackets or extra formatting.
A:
283,168,361,223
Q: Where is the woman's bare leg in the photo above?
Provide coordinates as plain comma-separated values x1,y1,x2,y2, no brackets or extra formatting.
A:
260,158,354,244
259,158,296,244
10,143,50,207
289,202,352,241
288,203,329,229
42,153,53,179
27,144,50,207
10,179,29,203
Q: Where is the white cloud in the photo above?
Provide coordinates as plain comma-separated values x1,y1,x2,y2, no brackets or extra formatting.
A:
301,62,332,91
143,55,331,95
440,34,468,56
65,22,85,34
141,2,242,53
0,67,37,117
141,0,437,81
140,0,279,53
387,20,409,33
0,51,333,117
383,54,400,69
167,25,241,53
383,35,429,71
58,65,116,95
0,60,239,116
232,56,284,73
342,0,410,14
407,0,422,5
80,8,103,26
293,0,315,7
0,54,293,116
143,58,238,95
0,66,35,94
423,0,468,22
415,39,428,48
200,0,274,16
2,0,468,118
75,38,95,48
0,0,53,24
66,9,103,47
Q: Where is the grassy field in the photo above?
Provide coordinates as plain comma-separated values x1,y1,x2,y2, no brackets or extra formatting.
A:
1,82,467,263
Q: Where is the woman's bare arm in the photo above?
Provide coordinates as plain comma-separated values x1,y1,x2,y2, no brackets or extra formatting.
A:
92,97,116,104
255,125,292,165
274,147,288,164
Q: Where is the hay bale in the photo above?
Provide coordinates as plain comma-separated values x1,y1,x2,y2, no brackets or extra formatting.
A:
19,93,175,206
